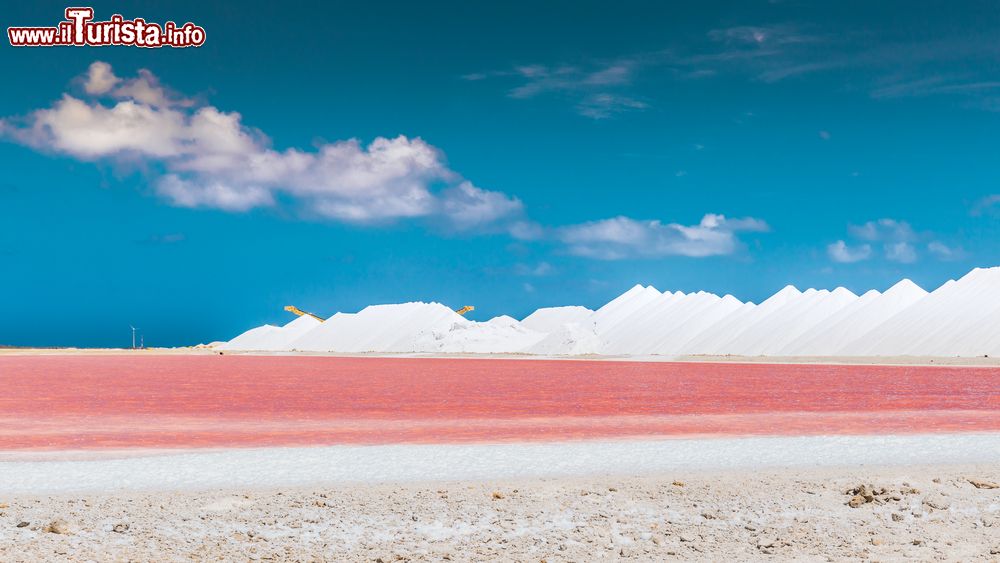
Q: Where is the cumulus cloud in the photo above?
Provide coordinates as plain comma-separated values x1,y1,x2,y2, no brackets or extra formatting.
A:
514,262,554,276
830,217,968,264
834,218,923,263
6,94,186,159
82,61,119,95
156,175,275,212
81,61,192,108
847,218,916,242
438,181,524,230
557,213,769,260
507,220,546,241
884,241,917,263
971,194,1000,216
827,240,872,263
2,62,524,230
927,241,964,261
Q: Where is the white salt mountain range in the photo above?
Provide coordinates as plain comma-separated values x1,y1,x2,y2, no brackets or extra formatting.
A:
218,266,1000,357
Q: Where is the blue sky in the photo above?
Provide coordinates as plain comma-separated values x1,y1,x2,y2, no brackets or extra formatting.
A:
2,1,999,347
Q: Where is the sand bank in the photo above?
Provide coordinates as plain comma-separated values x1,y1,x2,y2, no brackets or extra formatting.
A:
4,434,1000,495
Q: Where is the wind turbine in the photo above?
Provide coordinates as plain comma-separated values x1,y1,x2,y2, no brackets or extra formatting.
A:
129,325,138,350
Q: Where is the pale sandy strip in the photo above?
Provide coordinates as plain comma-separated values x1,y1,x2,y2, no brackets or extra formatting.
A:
2,433,1000,495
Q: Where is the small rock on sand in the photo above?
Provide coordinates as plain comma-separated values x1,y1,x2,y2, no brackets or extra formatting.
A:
968,479,999,489
43,520,70,535
846,484,893,508
922,495,950,511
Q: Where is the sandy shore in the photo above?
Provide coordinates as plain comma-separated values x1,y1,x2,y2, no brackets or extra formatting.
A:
5,435,1000,495
2,464,998,561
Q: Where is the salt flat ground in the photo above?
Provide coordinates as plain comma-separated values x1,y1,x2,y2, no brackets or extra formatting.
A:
2,464,999,562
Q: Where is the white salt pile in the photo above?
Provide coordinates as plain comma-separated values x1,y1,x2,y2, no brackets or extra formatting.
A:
779,280,928,356
521,306,594,333
218,314,321,352
526,322,602,355
218,266,1000,357
409,315,548,354
290,303,460,353
720,287,859,356
681,285,800,355
839,268,1000,356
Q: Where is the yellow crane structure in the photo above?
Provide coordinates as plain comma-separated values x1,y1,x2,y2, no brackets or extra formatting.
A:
284,305,326,322
455,305,475,316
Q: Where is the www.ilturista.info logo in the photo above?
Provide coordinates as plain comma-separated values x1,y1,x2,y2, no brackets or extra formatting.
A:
8,8,206,48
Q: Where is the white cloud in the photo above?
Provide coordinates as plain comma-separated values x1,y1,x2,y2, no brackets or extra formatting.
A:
469,56,657,119
832,218,922,263
847,218,916,242
558,213,769,260
514,262,554,276
884,241,917,263
927,241,964,261
832,217,970,264
112,69,191,109
507,220,546,241
707,25,819,47
2,62,524,230
8,95,186,159
156,174,274,212
81,61,192,108
506,61,638,100
82,61,119,95
971,194,1000,216
708,26,771,46
575,93,648,119
438,181,524,230
827,240,872,263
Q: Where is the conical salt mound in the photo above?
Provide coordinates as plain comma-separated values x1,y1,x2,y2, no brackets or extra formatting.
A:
780,279,928,356
521,306,594,333
839,269,997,356
219,314,322,351
682,285,799,354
